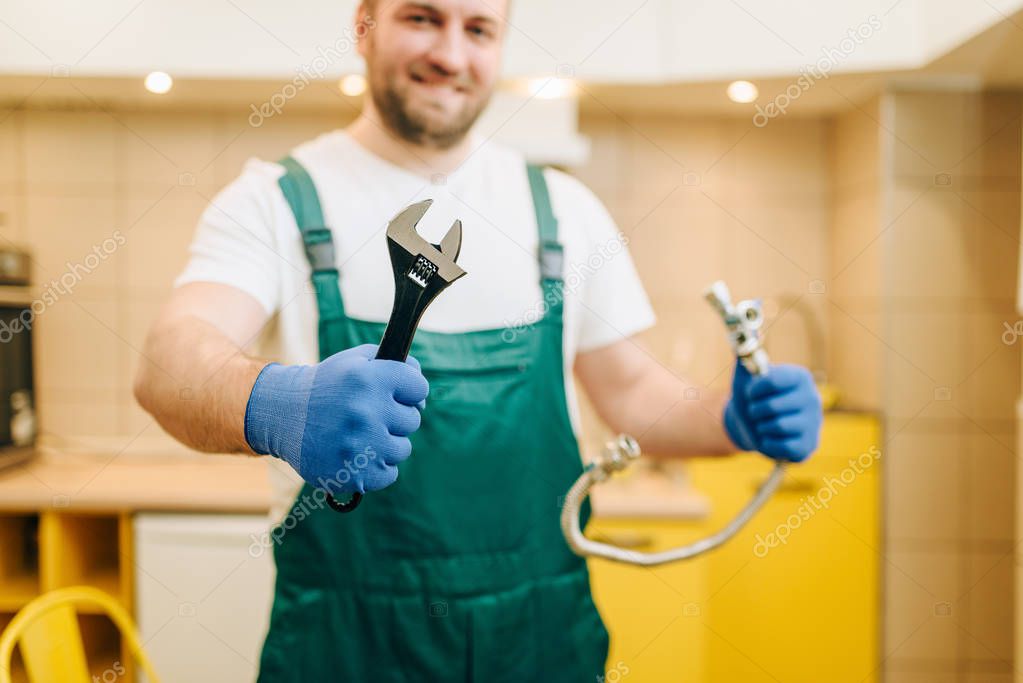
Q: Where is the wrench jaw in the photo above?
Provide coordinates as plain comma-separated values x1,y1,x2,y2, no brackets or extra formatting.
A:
385,199,467,283
375,204,467,362
437,220,462,262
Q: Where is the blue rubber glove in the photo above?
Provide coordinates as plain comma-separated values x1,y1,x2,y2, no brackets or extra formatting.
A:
723,359,822,462
244,344,429,497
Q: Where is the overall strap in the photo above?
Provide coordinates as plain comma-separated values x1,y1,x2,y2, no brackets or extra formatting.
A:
277,156,346,357
526,164,564,294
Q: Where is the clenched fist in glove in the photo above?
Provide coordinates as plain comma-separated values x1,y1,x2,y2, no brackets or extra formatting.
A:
244,344,429,497
723,360,822,462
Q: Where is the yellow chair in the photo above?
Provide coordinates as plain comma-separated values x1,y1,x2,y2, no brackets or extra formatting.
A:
0,586,160,683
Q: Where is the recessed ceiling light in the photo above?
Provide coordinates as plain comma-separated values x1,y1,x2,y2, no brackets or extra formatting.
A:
340,74,366,96
144,71,173,94
528,77,577,100
727,80,758,103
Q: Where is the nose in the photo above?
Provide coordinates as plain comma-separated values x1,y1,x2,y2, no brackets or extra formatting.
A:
425,21,470,78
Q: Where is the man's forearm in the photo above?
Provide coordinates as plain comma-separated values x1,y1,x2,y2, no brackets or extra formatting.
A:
134,314,267,454
614,361,738,459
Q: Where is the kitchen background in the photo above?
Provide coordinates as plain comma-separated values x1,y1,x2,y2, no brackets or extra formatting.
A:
0,1,1022,681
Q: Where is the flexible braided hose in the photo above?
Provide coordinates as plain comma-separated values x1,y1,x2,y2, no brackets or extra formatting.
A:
559,281,785,566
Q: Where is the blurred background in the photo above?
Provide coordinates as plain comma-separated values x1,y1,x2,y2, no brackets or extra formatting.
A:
0,1,1021,681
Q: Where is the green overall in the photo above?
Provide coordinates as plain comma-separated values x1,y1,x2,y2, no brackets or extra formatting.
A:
256,158,609,682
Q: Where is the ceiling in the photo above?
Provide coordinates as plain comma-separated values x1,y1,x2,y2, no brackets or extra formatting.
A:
0,7,1020,119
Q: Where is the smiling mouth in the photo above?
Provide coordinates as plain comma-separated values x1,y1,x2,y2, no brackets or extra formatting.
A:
409,71,467,94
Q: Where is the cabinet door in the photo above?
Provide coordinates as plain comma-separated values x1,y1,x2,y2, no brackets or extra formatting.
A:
690,413,881,683
134,513,275,683
587,519,707,682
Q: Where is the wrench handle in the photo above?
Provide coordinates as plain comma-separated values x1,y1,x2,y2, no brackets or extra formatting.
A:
375,284,425,362
326,491,362,513
326,275,425,513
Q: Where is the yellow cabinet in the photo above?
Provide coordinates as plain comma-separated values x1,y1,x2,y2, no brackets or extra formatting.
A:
588,413,880,682
588,521,707,682
0,510,136,683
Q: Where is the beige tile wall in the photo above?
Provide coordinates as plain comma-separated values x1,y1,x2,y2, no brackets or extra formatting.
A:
0,102,359,451
572,112,832,455
870,90,1022,680
830,96,884,410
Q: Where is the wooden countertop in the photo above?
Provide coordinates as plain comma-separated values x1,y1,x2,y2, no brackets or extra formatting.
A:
0,449,272,513
0,414,875,518
590,469,710,520
0,448,709,519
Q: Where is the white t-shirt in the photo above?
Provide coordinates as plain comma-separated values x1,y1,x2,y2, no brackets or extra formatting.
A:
175,129,656,522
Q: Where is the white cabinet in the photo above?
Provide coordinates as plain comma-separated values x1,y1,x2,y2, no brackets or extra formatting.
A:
134,513,276,683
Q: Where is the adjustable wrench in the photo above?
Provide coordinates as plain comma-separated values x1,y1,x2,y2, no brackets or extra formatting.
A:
327,199,467,513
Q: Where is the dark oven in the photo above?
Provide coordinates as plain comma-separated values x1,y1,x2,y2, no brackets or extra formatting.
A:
0,247,36,469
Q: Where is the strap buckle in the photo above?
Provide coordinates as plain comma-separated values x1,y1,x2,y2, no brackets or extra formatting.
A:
302,227,337,273
539,239,564,281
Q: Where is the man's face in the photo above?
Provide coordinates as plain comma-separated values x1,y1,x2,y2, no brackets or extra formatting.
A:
357,0,507,149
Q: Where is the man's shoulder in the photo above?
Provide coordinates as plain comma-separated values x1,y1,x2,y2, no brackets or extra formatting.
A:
288,128,348,165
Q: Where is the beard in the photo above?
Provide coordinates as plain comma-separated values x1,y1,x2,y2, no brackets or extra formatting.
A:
369,61,492,150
